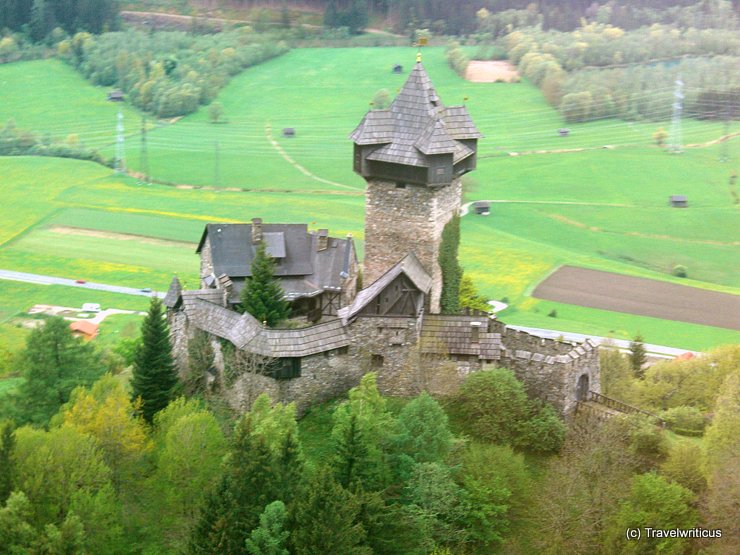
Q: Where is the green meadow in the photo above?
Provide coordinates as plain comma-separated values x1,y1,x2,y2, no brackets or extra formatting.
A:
0,58,142,147
0,47,737,353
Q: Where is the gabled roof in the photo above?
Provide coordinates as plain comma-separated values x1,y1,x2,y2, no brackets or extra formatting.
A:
338,253,431,322
197,223,313,277
197,223,356,301
350,62,482,168
163,276,182,308
69,320,99,338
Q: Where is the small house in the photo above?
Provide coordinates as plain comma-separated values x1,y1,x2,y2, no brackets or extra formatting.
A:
282,128,296,138
393,64,403,74
670,195,688,208
558,128,570,137
69,320,99,340
107,90,124,102
473,201,490,216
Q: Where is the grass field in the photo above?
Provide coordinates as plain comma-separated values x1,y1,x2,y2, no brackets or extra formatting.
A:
104,47,732,191
0,59,142,146
1,48,738,353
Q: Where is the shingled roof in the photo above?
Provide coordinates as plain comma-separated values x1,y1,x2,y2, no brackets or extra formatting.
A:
338,253,431,323
197,223,355,302
421,314,502,360
180,289,349,357
350,62,482,168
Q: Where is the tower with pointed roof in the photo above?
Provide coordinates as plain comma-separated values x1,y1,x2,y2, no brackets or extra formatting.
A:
351,60,482,313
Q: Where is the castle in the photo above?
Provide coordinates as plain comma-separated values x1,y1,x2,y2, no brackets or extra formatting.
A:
165,60,600,414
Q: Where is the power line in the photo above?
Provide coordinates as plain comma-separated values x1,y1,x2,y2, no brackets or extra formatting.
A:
115,110,126,173
668,77,684,154
139,116,149,184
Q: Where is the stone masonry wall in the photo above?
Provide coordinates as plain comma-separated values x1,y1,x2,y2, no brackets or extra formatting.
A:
170,306,599,416
363,178,462,313
199,238,213,286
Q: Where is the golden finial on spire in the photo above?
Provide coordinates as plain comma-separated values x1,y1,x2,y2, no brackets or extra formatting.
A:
416,51,422,63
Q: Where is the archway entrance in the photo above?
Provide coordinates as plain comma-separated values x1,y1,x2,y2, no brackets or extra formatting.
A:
576,374,590,401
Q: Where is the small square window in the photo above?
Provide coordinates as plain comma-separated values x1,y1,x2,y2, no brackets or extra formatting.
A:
371,354,384,368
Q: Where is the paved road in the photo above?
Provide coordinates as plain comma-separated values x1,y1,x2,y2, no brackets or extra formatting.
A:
0,269,165,299
507,324,702,358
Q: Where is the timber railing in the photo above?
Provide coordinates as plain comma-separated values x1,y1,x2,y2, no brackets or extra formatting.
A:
587,391,665,424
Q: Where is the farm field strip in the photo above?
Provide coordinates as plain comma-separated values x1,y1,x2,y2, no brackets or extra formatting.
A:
532,266,740,330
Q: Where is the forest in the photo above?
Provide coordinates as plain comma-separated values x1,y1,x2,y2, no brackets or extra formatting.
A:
0,303,738,553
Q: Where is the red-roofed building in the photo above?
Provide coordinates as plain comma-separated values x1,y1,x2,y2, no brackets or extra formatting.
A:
69,320,99,340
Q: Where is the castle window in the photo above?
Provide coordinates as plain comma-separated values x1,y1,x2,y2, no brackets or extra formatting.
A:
266,358,301,380
436,168,445,175
395,182,406,189
371,354,384,368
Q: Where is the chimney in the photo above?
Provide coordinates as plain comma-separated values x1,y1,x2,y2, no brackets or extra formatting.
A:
251,218,262,244
470,321,481,343
317,229,328,251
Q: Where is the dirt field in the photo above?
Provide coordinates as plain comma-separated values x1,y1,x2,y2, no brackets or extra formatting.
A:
533,266,740,330
465,60,520,83
49,226,197,248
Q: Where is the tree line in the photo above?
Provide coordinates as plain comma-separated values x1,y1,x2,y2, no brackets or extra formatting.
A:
57,28,288,118
0,0,120,39
480,2,739,123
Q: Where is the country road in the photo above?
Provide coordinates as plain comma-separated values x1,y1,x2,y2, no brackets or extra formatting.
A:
0,269,165,299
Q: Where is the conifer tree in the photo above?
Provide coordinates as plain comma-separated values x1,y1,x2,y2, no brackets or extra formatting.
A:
240,242,290,327
0,422,15,504
13,316,102,426
132,298,179,423
289,467,366,555
190,409,300,554
629,334,647,379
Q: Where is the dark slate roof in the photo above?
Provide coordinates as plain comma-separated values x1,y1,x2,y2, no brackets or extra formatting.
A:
338,253,431,322
163,276,182,308
180,290,349,357
351,62,482,168
197,223,355,300
421,314,502,359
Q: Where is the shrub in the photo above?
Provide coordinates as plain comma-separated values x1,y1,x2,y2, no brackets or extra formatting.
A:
672,264,688,278
662,406,706,436
451,368,564,452
660,442,706,493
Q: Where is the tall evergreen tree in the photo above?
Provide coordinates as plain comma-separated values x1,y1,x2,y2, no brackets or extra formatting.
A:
629,334,647,379
439,215,463,314
289,466,366,555
132,298,179,423
240,242,290,327
0,422,15,504
190,410,298,554
13,316,102,426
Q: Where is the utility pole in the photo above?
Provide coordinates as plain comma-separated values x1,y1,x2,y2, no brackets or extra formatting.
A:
668,76,683,154
139,116,150,184
214,139,220,188
115,111,125,173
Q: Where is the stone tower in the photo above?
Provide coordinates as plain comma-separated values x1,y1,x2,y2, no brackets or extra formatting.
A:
350,60,482,313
